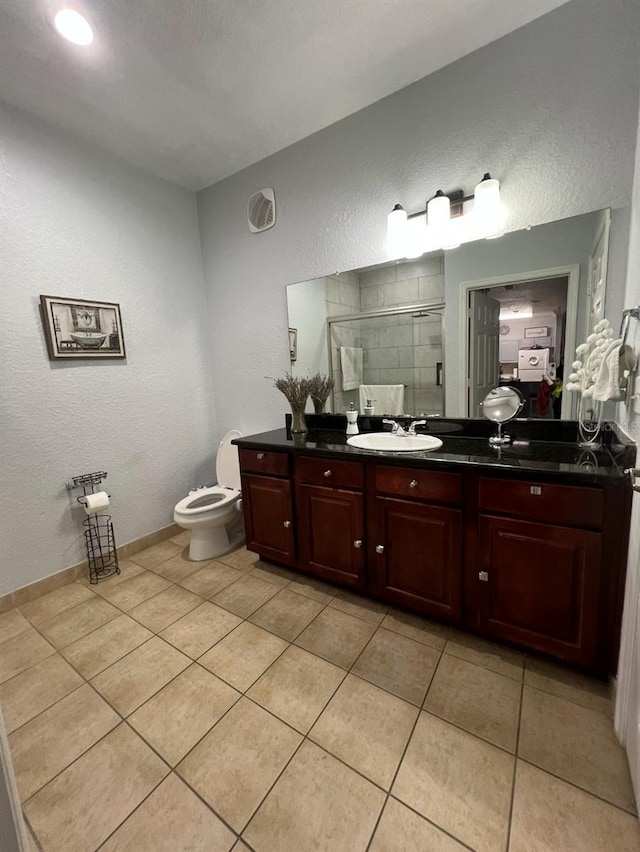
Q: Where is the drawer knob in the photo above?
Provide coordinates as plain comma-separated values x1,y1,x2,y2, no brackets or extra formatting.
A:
283,520,291,528
529,486,541,495
324,470,332,478
479,571,489,582
409,479,418,488
375,544,385,554
257,453,265,460
354,539,363,549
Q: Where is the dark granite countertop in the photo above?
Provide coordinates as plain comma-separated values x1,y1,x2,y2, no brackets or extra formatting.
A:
234,426,635,485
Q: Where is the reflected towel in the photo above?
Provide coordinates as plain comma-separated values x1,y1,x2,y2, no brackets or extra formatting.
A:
359,384,405,416
340,347,363,391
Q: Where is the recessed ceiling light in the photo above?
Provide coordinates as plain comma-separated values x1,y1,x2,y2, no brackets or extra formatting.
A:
53,8,94,45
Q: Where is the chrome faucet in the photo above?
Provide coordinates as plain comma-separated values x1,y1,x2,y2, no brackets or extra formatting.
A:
407,420,427,435
382,419,407,436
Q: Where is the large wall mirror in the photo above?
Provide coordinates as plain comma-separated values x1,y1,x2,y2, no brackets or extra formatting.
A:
286,208,611,420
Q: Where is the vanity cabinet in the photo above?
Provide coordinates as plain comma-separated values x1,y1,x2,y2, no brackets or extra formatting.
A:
475,477,604,665
239,449,296,566
295,456,365,587
370,465,462,619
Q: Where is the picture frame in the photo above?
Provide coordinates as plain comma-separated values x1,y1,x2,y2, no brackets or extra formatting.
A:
39,295,126,360
524,326,549,339
288,327,297,362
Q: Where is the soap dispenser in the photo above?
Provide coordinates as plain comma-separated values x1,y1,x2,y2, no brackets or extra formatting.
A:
346,403,359,435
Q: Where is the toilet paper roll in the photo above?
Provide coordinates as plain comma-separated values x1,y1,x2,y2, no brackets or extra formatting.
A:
84,491,110,515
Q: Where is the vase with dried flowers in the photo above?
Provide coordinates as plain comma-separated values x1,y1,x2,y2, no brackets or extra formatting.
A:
307,372,335,414
273,374,311,434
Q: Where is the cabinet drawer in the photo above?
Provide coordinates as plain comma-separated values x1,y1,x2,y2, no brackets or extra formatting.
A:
239,448,290,477
296,455,363,490
479,477,604,528
375,465,461,505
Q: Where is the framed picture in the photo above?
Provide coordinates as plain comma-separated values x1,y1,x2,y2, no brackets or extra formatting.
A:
288,327,297,362
524,326,549,339
39,295,126,360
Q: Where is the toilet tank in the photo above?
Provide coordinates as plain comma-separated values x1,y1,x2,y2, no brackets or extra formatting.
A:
216,430,243,490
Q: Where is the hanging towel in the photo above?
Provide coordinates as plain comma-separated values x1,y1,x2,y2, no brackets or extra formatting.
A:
593,338,623,401
359,384,405,416
340,347,363,391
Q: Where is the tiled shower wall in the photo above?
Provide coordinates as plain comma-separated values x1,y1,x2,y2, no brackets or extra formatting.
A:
326,272,361,413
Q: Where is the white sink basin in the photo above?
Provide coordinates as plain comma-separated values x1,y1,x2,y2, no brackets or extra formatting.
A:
346,433,443,453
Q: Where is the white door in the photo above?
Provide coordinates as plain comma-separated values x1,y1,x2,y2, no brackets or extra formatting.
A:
468,290,500,417
586,210,611,331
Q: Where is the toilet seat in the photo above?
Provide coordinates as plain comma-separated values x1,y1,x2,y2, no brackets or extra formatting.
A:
174,485,240,517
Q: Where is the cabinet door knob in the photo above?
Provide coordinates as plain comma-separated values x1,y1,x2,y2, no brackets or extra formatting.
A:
323,470,332,478
409,479,418,488
257,453,265,460
283,520,291,528
375,544,385,554
478,571,489,582
354,539,363,549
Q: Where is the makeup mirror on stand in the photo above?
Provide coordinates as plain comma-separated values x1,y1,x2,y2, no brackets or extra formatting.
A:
481,386,524,445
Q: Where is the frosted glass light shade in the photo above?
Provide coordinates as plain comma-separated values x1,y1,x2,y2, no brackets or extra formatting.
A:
386,205,408,258
473,174,507,238
427,193,450,229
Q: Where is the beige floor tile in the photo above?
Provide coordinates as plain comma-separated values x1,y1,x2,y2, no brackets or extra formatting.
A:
38,597,120,649
19,582,95,626
518,685,636,812
169,529,191,547
9,684,120,801
24,724,168,852
244,740,385,852
352,628,440,705
25,826,39,852
0,654,83,733
129,539,182,569
145,551,204,583
212,573,280,617
329,590,388,626
295,607,376,669
424,654,521,752
100,773,236,852
510,761,640,852
79,558,146,593
287,575,336,604
0,609,31,644
0,629,55,684
129,664,240,765
199,621,288,691
128,585,203,632
249,561,296,587
370,797,467,852
160,601,242,659
310,674,418,788
381,609,450,650
179,562,244,597
248,645,345,733
61,614,153,678
217,545,260,572
524,656,611,715
177,697,301,832
249,588,325,641
393,712,513,852
445,630,523,681
99,570,172,611
91,637,191,716
232,841,251,851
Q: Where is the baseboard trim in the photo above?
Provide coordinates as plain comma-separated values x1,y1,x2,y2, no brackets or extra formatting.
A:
0,523,182,614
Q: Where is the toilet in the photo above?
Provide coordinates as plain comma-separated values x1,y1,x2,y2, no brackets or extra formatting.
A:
174,430,244,561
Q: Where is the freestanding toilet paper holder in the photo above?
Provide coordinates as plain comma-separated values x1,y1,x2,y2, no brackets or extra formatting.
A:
67,471,119,584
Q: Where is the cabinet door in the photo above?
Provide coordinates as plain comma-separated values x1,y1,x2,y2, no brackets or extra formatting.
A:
374,497,462,619
242,474,295,566
297,484,364,587
478,515,601,664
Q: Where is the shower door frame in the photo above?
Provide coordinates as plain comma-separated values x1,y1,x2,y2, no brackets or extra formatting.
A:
326,300,445,416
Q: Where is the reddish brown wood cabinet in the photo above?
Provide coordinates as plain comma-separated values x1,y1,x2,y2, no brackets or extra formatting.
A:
241,472,296,566
477,515,602,665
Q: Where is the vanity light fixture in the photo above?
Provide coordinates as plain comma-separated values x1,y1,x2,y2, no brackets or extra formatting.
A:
53,8,94,46
386,173,507,259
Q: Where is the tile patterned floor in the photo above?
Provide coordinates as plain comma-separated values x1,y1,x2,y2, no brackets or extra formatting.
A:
1,537,638,851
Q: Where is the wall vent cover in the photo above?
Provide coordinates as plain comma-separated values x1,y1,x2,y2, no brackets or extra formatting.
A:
247,188,276,233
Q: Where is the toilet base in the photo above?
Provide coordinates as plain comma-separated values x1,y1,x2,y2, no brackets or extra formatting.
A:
187,515,244,561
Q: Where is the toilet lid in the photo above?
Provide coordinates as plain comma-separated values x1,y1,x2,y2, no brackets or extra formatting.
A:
216,430,243,490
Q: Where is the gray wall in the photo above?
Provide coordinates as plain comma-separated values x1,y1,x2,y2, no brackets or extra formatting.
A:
0,104,217,596
197,0,640,437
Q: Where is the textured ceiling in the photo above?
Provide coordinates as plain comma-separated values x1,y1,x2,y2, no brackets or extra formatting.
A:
0,0,569,189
